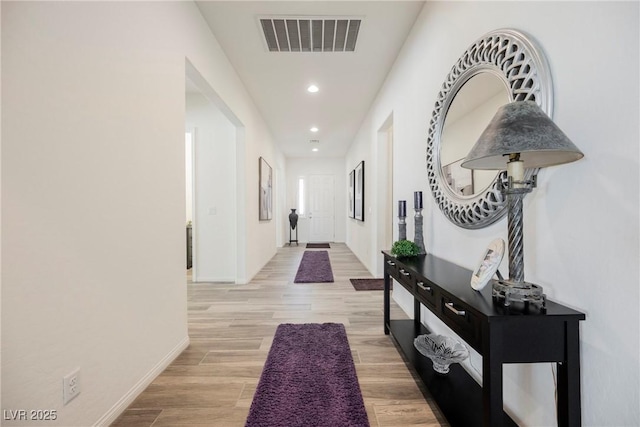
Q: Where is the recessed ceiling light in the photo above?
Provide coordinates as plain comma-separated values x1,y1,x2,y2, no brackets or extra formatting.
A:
307,84,319,93
312,148,319,152
310,127,319,132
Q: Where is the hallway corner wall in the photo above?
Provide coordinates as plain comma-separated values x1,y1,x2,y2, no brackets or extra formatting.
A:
345,2,639,426
2,2,281,425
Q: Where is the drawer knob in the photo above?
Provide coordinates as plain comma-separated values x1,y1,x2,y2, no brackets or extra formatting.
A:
399,269,410,277
445,302,466,316
386,260,396,266
417,282,432,293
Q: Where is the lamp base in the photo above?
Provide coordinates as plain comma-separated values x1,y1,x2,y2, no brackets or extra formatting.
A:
492,279,546,310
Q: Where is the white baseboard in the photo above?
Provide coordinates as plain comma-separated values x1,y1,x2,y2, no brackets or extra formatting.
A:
193,276,236,283
93,335,190,426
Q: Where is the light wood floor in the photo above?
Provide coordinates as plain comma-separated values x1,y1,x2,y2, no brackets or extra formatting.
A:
112,243,446,427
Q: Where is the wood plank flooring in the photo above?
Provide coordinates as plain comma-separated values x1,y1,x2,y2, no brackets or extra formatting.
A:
112,243,446,427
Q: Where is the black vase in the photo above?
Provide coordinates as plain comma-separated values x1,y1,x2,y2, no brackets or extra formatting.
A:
289,209,298,230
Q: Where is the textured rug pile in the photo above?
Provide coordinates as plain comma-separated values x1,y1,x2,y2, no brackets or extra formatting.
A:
294,250,334,283
306,242,331,248
349,278,388,291
245,323,369,427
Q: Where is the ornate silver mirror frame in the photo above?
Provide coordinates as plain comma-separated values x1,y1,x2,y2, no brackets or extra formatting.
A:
426,28,553,229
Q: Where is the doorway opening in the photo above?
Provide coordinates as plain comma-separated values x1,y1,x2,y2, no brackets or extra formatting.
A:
376,114,394,277
185,130,195,281
185,59,245,284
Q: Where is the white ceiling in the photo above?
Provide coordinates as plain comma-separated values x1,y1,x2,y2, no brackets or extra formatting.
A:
195,1,425,158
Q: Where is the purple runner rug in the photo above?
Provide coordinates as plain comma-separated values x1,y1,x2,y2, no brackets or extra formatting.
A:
294,250,334,283
245,323,370,427
349,278,390,291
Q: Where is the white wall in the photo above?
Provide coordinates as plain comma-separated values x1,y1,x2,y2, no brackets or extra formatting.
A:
275,162,286,248
0,0,4,409
346,2,639,426
285,157,347,244
186,93,237,282
2,2,280,425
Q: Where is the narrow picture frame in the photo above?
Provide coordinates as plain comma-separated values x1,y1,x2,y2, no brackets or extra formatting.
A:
259,157,272,221
354,161,365,221
348,169,355,218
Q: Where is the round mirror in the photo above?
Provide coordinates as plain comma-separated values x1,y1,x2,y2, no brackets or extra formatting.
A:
426,29,553,229
440,73,509,198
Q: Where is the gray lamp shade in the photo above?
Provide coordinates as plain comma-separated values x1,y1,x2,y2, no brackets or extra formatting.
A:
461,101,583,170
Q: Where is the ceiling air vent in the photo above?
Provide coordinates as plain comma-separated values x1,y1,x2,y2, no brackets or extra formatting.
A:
260,17,361,52
309,139,320,144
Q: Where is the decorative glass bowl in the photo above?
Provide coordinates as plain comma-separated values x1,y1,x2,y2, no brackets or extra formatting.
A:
414,333,469,374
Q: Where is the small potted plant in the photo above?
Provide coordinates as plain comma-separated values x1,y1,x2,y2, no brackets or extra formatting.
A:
390,240,420,258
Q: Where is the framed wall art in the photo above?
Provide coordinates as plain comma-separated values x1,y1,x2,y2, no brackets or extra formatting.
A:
348,169,355,218
354,161,364,221
259,157,272,221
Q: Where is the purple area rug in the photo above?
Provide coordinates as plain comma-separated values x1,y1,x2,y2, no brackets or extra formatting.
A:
349,278,390,291
306,242,331,249
245,323,369,427
294,250,334,283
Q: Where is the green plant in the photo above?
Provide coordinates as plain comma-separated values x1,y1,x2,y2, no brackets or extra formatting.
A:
390,240,420,258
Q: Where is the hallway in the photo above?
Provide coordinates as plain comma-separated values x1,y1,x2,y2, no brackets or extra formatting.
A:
113,243,444,426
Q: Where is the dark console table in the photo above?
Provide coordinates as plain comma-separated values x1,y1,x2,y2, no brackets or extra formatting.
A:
382,251,585,427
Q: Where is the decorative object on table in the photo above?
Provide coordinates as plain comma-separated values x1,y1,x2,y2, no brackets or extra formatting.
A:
461,100,583,308
413,191,426,255
258,157,273,220
348,169,355,218
245,323,369,427
398,200,407,240
425,28,553,230
354,161,365,221
414,333,469,375
287,209,299,246
470,238,505,290
390,240,420,259
294,251,334,283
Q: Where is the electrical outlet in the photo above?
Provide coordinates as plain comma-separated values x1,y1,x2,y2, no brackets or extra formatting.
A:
63,368,81,405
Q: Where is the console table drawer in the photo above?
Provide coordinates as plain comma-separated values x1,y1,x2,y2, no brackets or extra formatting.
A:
415,280,436,308
385,259,400,280
441,296,480,348
386,259,416,292
396,266,415,292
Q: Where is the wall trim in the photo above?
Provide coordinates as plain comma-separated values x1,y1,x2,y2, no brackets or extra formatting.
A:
345,241,375,277
92,335,190,427
195,277,237,283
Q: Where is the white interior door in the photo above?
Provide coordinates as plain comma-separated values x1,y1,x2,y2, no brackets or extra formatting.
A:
308,175,335,242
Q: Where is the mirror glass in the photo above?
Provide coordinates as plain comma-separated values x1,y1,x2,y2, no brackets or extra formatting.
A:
426,28,553,229
440,73,510,197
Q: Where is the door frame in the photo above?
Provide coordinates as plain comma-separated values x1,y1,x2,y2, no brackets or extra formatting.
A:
376,113,394,277
186,128,197,279
185,59,246,283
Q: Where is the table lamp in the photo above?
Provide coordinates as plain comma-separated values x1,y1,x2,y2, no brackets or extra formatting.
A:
461,101,583,308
